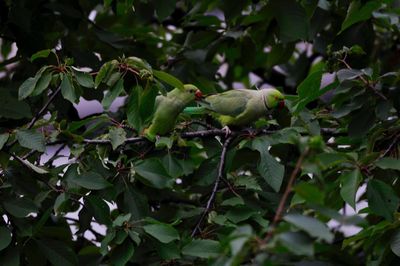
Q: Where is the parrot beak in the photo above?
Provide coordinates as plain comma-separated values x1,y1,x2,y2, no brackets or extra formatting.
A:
278,100,285,110
195,89,203,100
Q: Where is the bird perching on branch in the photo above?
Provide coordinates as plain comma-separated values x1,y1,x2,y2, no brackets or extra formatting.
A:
185,88,285,135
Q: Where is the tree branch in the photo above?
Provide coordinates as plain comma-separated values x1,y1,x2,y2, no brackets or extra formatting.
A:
263,148,309,244
0,56,20,68
191,135,234,237
27,86,62,129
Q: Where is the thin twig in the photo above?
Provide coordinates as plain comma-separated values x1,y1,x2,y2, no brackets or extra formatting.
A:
338,59,387,100
0,56,20,68
381,133,400,158
191,136,234,237
27,86,62,129
263,148,309,244
82,137,144,145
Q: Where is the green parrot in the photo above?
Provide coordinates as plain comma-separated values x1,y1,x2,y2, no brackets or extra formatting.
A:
144,84,202,140
184,88,285,134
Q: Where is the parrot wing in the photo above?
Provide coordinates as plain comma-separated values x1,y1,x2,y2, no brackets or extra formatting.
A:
205,90,251,117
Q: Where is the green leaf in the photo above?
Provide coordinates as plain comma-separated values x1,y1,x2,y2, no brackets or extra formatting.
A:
340,169,362,209
182,239,221,258
30,49,52,62
3,197,38,218
110,241,134,266
36,239,78,266
113,213,132,227
70,171,111,190
221,197,244,206
85,195,111,225
60,73,77,103
74,70,94,88
293,71,338,113
31,71,52,96
278,232,314,256
375,157,400,170
367,179,400,221
0,226,12,251
283,214,334,242
348,105,376,137
143,223,180,243
153,70,184,90
269,0,309,42
102,78,124,110
109,127,126,150
390,229,400,257
153,0,176,20
19,157,49,174
293,182,324,204
135,158,173,189
341,1,382,33
16,129,45,152
0,90,31,119
95,60,117,88
18,77,38,100
337,69,363,83
257,150,285,192
0,133,9,150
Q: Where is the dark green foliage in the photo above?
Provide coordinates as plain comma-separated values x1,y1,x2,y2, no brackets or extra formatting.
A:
1,0,400,265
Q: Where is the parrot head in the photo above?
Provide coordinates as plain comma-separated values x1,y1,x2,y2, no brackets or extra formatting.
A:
183,84,203,100
264,89,285,110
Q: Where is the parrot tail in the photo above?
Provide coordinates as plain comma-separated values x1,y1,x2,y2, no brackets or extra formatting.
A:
183,106,207,115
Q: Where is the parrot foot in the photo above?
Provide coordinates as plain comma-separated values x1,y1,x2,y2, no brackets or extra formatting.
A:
221,126,232,137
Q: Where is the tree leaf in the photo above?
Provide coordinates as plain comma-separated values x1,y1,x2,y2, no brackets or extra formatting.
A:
257,150,285,192
109,127,126,150
153,70,184,90
0,133,9,150
16,129,45,152
30,49,52,62
0,90,31,119
31,71,52,97
18,77,38,100
337,69,363,83
390,229,400,257
341,1,382,33
143,223,180,243
135,158,173,189
110,241,134,266
36,239,78,266
269,0,309,42
95,60,117,88
283,214,334,243
70,171,111,190
102,78,124,110
182,239,221,258
367,179,399,221
60,73,78,103
293,182,324,204
3,197,38,218
74,70,94,88
19,158,49,174
375,157,400,170
278,232,314,256
153,0,176,21
84,195,111,225
340,169,362,209
0,226,12,251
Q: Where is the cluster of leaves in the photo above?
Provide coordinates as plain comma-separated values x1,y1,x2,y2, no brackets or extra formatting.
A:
1,0,400,265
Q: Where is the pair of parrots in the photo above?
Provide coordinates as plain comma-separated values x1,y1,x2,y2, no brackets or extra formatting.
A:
145,84,285,140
